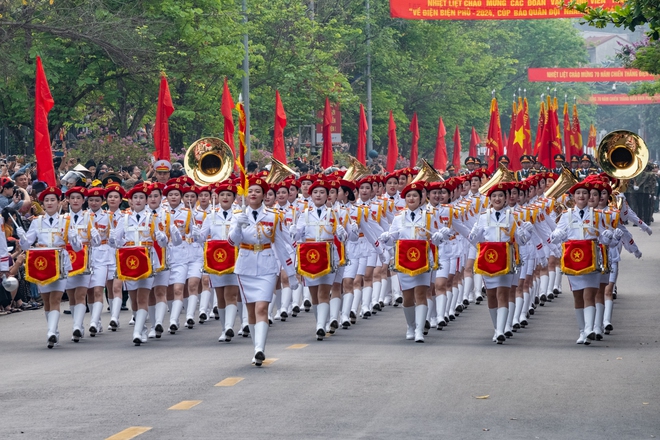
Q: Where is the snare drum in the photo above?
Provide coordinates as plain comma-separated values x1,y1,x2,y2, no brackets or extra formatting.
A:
25,248,65,285
297,241,335,279
561,240,598,276
116,246,153,281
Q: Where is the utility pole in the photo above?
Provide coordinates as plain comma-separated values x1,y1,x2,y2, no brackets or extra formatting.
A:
242,0,251,162
366,0,373,155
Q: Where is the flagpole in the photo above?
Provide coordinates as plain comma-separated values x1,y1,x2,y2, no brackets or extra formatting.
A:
242,0,251,162
366,0,373,155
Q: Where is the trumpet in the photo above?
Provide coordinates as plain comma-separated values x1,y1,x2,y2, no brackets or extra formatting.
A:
184,137,235,185
597,130,648,180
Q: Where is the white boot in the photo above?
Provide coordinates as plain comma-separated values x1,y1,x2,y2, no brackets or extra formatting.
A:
292,285,302,315
427,298,436,330
575,308,586,344
391,276,403,306
89,301,103,336
451,286,459,316
241,302,249,336
109,297,122,330
269,290,280,322
147,305,156,338
185,295,198,328
199,290,212,322
505,302,515,337
224,304,237,341
594,303,605,339
169,299,183,333
72,304,86,342
489,308,497,341
351,289,362,322
520,292,530,325
435,294,447,329
583,306,596,344
474,274,484,302
371,281,381,311
463,277,474,304
316,302,329,340
132,309,148,345
547,271,556,299
495,307,508,344
329,297,341,333
446,290,454,320
47,310,60,348
341,293,353,328
279,287,292,320
154,302,167,338
217,307,227,341
403,306,415,340
538,274,549,303
361,286,373,317
253,321,268,366
381,277,391,305
303,287,312,311
513,297,523,330
414,305,428,342
554,267,563,293
604,299,614,333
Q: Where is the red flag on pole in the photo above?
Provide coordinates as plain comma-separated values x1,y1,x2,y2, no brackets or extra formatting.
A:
386,110,398,172
587,124,597,154
273,90,287,164
562,101,572,158
510,98,525,172
433,117,448,172
321,97,334,169
34,56,56,186
533,100,546,155
357,104,368,165
469,127,479,157
153,75,175,161
572,104,583,157
506,100,516,156
221,78,235,155
486,98,504,173
409,112,419,167
452,125,462,170
523,97,532,155
235,98,248,196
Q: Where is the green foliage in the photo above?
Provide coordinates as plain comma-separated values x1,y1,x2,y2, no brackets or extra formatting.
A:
569,0,660,40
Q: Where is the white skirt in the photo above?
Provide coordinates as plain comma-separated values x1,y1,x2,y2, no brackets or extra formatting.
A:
567,273,601,291
66,274,90,289
38,278,67,294
237,274,277,303
153,270,170,287
397,272,432,291
210,273,238,288
125,277,155,291
303,271,335,287
482,273,513,290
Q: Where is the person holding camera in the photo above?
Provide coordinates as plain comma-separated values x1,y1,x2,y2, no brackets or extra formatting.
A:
0,178,15,210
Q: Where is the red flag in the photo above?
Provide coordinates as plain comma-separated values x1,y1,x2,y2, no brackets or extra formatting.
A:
357,104,368,165
510,97,525,172
572,104,583,157
386,110,398,172
486,98,504,173
221,78,235,155
452,125,462,170
433,117,448,172
587,124,597,153
469,127,479,157
34,56,56,186
522,97,532,155
154,75,175,161
533,101,546,155
506,100,516,156
273,90,287,164
562,102,572,158
321,97,334,169
409,112,419,167
235,99,248,196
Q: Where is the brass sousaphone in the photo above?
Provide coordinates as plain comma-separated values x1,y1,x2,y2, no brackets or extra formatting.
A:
596,130,648,180
412,159,444,184
184,137,235,185
479,163,515,195
265,158,299,184
544,166,579,199
343,155,371,182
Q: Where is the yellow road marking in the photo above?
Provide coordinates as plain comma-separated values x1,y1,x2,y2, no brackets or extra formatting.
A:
168,400,202,410
262,358,278,366
286,344,308,349
105,427,152,440
215,377,245,387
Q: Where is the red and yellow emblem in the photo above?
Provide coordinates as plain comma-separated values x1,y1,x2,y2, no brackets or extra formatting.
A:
25,249,61,285
475,242,512,276
153,241,167,273
394,240,430,276
66,244,89,276
599,243,609,273
297,241,333,279
561,240,597,275
116,246,153,281
429,243,439,270
333,236,346,267
204,240,238,275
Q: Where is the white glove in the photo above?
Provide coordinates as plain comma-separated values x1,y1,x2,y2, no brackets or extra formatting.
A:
289,278,299,291
602,229,614,241
431,231,444,245
16,226,26,237
169,225,182,244
438,226,452,240
235,212,250,227
522,221,534,234
469,225,485,243
91,228,100,240
191,225,202,241
613,228,624,241
538,256,548,268
336,224,347,241
641,223,652,235
518,231,531,245
634,250,642,259
379,232,391,243
551,228,568,244
378,252,388,264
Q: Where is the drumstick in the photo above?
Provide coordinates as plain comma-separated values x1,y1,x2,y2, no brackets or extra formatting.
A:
8,214,20,231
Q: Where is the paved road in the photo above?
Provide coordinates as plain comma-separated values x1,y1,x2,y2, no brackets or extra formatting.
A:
1,225,659,440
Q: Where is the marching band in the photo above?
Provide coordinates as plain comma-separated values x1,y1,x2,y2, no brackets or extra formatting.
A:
17,134,652,366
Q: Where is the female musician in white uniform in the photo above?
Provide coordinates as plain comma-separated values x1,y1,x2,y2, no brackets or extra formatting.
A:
551,180,621,345
468,183,533,344
182,185,204,329
110,183,175,345
105,183,127,331
294,180,350,340
380,182,448,343
18,187,81,348
228,177,298,366
197,182,241,342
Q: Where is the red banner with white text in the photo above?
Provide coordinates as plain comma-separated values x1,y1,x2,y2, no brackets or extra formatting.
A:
528,68,657,82
579,94,660,106
390,0,620,20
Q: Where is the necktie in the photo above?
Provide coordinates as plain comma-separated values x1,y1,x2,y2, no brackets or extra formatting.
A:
136,214,141,222
411,212,415,221
252,210,258,221
495,211,500,221
317,209,322,218
579,209,584,219
390,196,395,200
223,211,228,219
152,210,157,215
74,214,78,223
49,217,53,225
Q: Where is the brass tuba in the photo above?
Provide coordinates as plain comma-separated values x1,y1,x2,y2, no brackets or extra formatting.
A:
412,159,444,183
265,158,299,184
343,155,371,182
479,163,515,195
184,137,235,185
596,130,649,180
544,166,578,199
